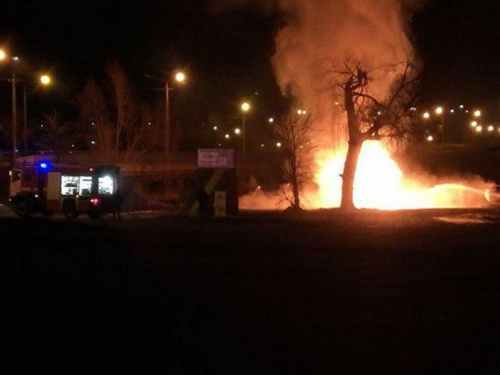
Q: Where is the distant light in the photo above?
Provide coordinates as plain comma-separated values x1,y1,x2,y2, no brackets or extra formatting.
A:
40,74,51,85
276,142,282,148
423,112,430,119
488,125,494,132
234,128,241,135
225,134,230,139
471,121,478,127
175,72,186,83
334,101,340,106
476,126,483,132
268,118,274,123
435,107,443,115
40,124,44,128
427,135,434,142
91,140,96,145
0,49,6,60
213,126,218,131
37,160,52,172
261,144,265,147
459,105,464,109
12,56,19,61
474,110,481,117
450,109,455,113
241,102,250,112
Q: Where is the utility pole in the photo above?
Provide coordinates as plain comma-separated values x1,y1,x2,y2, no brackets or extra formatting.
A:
11,69,17,161
165,82,170,156
23,85,28,152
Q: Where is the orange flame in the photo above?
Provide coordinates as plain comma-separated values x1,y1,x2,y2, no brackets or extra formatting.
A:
240,141,494,210
312,141,492,210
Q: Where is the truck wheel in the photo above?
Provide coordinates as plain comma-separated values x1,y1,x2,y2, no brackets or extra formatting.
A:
88,208,103,220
15,201,32,219
63,201,79,220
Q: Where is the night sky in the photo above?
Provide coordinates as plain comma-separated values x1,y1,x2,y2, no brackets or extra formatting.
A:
1,0,500,148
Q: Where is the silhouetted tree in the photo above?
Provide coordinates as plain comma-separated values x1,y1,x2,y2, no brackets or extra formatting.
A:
331,60,420,211
272,107,315,210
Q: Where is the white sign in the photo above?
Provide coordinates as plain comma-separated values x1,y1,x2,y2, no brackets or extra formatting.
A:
198,149,235,169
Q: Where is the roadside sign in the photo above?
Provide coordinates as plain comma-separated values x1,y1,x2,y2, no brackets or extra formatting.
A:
198,149,235,169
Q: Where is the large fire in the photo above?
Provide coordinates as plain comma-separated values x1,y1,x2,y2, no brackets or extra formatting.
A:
240,141,495,210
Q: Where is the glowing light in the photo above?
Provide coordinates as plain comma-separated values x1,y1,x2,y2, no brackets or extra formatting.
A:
423,112,430,119
297,110,303,115
474,110,482,117
459,105,464,109
0,49,6,60
427,135,434,142
276,142,282,148
175,72,186,83
268,118,274,123
241,102,250,112
488,125,494,132
225,134,230,139
476,126,483,132
40,74,51,85
234,128,241,135
213,126,218,131
37,160,52,172
471,121,478,127
435,107,443,115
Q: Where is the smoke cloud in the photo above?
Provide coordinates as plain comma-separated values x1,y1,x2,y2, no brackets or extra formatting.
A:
212,0,422,147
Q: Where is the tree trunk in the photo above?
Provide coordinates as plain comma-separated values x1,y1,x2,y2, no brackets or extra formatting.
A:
340,139,362,211
340,76,364,211
292,180,301,209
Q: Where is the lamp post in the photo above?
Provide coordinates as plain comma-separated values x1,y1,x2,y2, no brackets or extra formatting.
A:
435,106,445,143
23,74,52,151
165,72,186,156
241,102,250,153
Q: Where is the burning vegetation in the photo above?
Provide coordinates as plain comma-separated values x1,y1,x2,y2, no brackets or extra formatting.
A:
238,0,496,211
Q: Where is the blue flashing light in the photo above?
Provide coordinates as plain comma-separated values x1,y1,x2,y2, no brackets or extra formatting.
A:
37,160,52,172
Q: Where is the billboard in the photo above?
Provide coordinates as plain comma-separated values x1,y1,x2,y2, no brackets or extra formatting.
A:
197,149,235,169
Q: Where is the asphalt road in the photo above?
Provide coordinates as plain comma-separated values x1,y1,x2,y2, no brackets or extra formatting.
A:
2,208,500,373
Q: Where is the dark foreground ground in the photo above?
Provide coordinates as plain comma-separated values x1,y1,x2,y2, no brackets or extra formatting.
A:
2,208,500,373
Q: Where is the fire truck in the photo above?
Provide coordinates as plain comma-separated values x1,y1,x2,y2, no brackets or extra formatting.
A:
9,157,120,219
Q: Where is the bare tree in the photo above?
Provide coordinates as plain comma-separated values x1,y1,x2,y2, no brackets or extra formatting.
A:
105,61,141,153
77,63,160,163
331,60,420,211
35,111,74,162
76,78,115,161
272,108,315,210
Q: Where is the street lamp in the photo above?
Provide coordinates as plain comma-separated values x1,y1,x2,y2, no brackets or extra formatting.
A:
435,106,446,142
165,71,187,156
241,102,250,153
23,73,52,151
1,50,21,160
